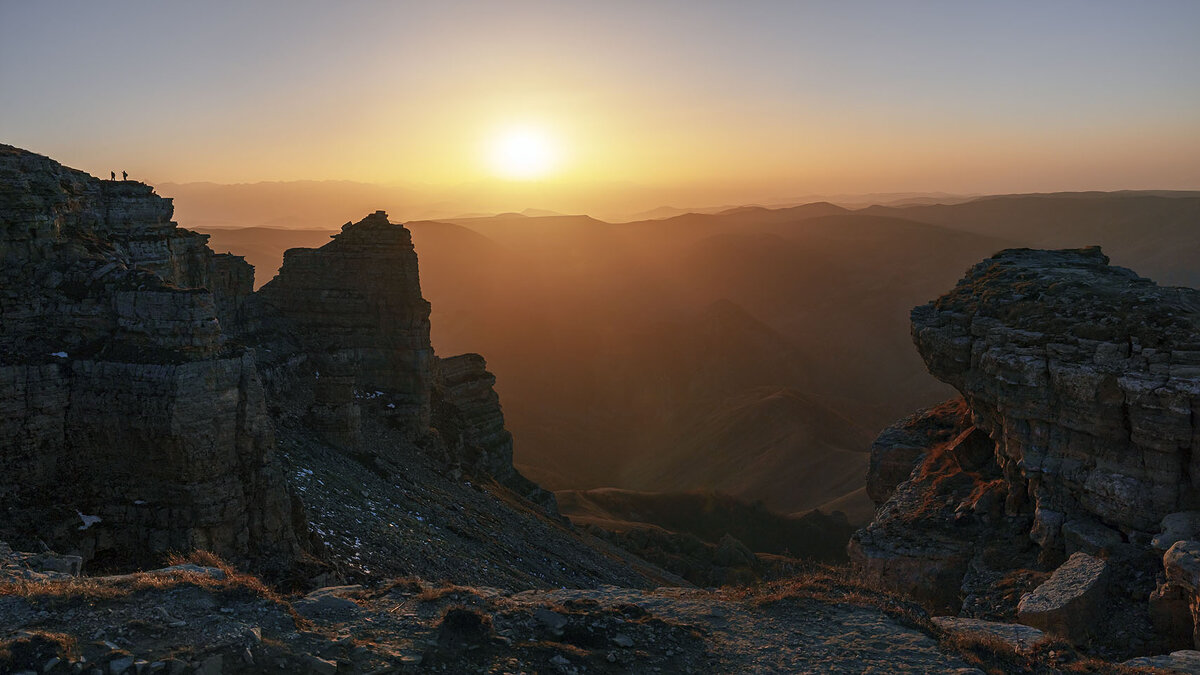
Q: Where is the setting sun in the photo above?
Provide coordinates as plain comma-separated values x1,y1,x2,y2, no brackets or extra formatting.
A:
487,126,559,180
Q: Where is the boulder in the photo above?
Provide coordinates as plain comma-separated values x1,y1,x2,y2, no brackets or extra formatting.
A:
911,247,1200,534
932,616,1045,654
294,586,364,620
1016,552,1109,643
1164,540,1200,591
1155,513,1200,552
1123,650,1200,674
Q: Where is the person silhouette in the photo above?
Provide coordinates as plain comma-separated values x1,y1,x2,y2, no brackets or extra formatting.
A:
110,171,115,180
122,171,128,181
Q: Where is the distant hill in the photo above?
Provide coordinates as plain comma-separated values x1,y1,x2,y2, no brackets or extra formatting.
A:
626,386,872,513
555,487,856,562
864,193,1200,287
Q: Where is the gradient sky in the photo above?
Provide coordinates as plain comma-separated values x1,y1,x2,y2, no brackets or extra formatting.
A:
3,1,1199,201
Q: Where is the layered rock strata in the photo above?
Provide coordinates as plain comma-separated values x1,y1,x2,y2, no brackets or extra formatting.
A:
0,145,303,572
854,246,1200,652
911,246,1200,535
430,353,552,507
251,211,434,442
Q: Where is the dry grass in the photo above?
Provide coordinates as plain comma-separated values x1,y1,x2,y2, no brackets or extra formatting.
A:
743,564,935,632
0,629,79,667
0,550,310,628
417,585,470,603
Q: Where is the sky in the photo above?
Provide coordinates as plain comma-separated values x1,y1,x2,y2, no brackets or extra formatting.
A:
3,1,1199,209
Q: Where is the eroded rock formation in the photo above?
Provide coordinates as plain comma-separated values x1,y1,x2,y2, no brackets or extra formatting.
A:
2,146,563,580
0,145,302,572
854,246,1200,654
911,246,1200,535
251,211,434,442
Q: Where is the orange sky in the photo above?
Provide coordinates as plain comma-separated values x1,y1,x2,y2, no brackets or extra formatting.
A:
3,1,1199,213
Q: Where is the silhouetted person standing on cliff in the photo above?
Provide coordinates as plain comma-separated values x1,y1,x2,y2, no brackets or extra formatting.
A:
110,171,115,180
122,171,127,181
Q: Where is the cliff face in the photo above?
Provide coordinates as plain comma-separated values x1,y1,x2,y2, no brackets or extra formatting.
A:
250,211,434,443
853,247,1200,651
0,145,300,572
1,145,565,582
911,247,1200,535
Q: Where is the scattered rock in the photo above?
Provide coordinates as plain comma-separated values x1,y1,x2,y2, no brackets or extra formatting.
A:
1123,650,1200,674
933,616,1044,654
612,633,634,648
1155,513,1200,552
294,587,363,620
1017,552,1109,643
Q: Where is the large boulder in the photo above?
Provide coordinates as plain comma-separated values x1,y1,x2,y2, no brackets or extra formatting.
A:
1016,552,1109,644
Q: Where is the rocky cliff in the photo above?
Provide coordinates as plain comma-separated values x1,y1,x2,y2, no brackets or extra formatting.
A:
911,246,1200,535
250,211,433,443
0,144,302,573
1,144,598,590
853,246,1200,656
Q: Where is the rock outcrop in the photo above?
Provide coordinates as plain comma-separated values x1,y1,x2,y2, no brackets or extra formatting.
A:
855,246,1200,656
1,146,564,582
0,145,303,573
911,246,1200,536
250,211,433,442
1016,551,1109,644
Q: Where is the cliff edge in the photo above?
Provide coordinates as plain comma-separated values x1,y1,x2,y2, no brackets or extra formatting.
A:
853,246,1200,657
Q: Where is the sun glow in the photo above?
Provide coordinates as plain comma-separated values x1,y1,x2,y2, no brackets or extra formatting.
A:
487,126,560,180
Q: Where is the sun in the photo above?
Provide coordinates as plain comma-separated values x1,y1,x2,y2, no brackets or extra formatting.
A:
487,126,559,180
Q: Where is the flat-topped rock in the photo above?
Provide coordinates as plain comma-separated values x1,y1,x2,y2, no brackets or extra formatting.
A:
932,616,1045,654
1017,552,1109,643
1123,650,1200,674
912,247,1200,535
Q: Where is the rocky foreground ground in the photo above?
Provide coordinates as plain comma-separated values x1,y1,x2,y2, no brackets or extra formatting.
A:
10,547,1195,674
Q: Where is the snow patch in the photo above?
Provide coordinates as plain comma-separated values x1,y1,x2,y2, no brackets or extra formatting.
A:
77,511,102,530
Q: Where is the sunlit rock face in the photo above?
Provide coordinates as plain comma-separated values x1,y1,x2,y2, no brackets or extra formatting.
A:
912,247,1200,535
0,145,301,573
252,211,434,441
854,246,1200,617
